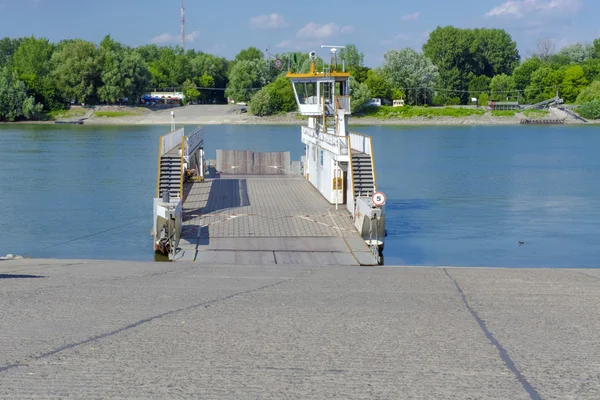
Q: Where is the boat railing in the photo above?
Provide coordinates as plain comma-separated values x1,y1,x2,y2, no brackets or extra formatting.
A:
349,132,372,156
161,128,185,156
301,126,348,156
184,126,204,159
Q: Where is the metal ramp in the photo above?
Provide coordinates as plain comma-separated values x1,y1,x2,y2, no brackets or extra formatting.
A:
559,106,588,123
523,96,564,110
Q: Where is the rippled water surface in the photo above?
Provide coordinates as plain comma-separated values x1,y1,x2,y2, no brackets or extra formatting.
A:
1,123,598,267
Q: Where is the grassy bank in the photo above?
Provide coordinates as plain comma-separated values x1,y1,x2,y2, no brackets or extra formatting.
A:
357,105,485,119
523,109,550,118
45,108,87,120
94,111,140,118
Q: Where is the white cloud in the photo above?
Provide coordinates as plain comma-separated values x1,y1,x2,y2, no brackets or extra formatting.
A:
248,13,287,29
151,33,177,44
486,0,582,18
401,12,420,21
151,30,200,44
340,25,355,34
277,39,291,48
380,34,411,45
185,31,200,42
297,22,339,39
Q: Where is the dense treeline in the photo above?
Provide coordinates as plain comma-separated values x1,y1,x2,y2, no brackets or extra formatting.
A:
2,27,600,121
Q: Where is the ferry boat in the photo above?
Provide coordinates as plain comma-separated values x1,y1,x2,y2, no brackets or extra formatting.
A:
286,46,386,263
152,46,385,264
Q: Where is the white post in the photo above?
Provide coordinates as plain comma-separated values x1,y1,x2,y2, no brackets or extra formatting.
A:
335,162,339,210
171,111,175,132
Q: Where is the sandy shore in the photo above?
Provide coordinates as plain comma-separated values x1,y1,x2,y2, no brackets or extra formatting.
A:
7,104,597,126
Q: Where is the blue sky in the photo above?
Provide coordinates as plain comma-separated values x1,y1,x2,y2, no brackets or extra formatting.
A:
0,0,598,67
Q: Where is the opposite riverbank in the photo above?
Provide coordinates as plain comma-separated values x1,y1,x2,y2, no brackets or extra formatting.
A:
5,104,598,126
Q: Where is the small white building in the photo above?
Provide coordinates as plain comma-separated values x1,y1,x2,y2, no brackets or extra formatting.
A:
393,99,405,107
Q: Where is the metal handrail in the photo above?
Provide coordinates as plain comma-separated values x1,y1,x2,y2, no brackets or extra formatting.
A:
179,136,185,199
155,136,163,198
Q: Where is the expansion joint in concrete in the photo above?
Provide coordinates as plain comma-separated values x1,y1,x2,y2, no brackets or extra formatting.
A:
443,268,544,400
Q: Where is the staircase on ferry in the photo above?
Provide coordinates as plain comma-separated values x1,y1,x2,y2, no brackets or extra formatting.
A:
352,151,375,197
159,155,182,199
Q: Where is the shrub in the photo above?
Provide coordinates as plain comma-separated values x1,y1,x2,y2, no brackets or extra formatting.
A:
477,93,489,107
575,81,600,104
249,89,271,116
577,100,600,119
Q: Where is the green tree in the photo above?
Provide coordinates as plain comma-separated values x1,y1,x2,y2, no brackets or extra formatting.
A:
581,58,600,83
364,69,392,100
51,40,100,104
512,57,541,95
525,67,565,103
594,38,600,58
349,76,371,113
234,47,264,62
191,53,229,102
0,66,42,121
555,43,593,64
98,50,151,104
561,65,588,103
0,37,24,69
381,48,438,105
490,74,516,101
468,75,491,98
11,36,56,109
181,79,199,103
266,75,296,113
576,80,600,104
225,59,268,102
423,26,519,103
338,44,363,71
472,28,520,76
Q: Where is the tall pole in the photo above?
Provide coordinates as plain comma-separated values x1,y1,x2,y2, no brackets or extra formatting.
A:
181,0,185,51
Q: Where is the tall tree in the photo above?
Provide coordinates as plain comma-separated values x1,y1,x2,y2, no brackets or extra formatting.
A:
560,65,588,103
555,43,593,64
536,37,555,62
512,56,541,93
338,44,363,71
490,74,516,101
468,75,491,98
0,37,24,69
365,69,393,100
11,36,56,109
225,59,269,102
381,48,439,105
423,26,519,103
98,50,151,104
51,40,100,104
525,67,565,103
0,66,42,121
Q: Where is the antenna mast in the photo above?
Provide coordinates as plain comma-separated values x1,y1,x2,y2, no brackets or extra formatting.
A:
181,0,185,51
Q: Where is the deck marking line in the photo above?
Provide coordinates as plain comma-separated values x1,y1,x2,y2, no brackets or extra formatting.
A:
295,216,352,232
443,269,543,400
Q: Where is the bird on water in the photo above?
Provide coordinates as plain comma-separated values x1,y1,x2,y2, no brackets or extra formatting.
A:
518,241,525,246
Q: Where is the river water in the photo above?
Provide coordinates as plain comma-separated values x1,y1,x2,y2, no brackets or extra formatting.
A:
0,123,598,268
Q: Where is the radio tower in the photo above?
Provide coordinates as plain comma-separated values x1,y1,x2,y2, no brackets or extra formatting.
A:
181,0,185,51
